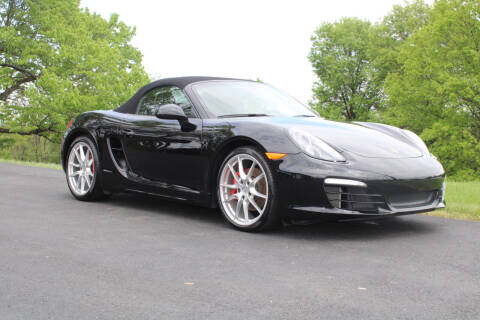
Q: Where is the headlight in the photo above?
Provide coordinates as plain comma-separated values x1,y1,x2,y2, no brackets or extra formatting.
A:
288,128,345,162
401,129,430,156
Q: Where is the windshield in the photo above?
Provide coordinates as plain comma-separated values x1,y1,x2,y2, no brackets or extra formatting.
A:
191,81,316,118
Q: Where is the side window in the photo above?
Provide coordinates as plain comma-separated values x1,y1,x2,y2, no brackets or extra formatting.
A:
136,86,196,117
136,89,159,116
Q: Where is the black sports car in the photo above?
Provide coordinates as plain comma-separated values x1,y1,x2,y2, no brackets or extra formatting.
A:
61,76,445,231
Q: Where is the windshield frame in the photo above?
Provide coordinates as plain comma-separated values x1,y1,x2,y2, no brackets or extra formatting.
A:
187,80,317,119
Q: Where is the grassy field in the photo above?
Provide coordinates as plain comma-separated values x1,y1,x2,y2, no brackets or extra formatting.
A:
0,158,478,221
427,181,480,221
0,158,62,170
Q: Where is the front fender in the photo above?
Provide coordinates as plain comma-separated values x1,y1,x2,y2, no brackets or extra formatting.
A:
61,112,103,171
202,118,301,154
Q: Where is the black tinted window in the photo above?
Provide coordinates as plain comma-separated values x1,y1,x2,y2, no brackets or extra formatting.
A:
137,86,196,117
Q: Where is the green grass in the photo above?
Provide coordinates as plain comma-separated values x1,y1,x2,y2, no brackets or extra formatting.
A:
0,158,62,170
426,181,480,221
1,158,478,221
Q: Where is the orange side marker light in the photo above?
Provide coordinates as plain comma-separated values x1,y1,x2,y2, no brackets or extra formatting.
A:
265,152,287,160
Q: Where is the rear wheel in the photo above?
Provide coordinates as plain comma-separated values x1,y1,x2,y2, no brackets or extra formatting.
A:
217,146,281,231
66,136,108,201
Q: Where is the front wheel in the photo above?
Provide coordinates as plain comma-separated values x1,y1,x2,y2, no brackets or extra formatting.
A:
217,146,281,231
66,136,108,201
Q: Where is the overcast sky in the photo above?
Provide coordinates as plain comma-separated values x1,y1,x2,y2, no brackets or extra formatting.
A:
80,0,424,104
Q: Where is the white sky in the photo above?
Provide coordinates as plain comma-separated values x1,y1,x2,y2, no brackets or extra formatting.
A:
81,0,419,104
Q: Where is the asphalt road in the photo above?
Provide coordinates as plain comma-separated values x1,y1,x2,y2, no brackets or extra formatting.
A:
0,162,479,320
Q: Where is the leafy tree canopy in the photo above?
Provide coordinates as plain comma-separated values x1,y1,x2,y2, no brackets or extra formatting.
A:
308,18,379,121
384,0,480,178
0,0,149,141
369,0,431,87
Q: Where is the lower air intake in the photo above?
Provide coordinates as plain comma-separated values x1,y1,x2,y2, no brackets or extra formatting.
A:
388,190,437,209
324,186,388,213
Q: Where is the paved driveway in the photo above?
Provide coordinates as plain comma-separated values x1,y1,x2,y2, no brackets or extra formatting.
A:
0,162,479,319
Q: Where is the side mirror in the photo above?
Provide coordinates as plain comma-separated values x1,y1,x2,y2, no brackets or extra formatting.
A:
156,104,187,121
155,104,196,132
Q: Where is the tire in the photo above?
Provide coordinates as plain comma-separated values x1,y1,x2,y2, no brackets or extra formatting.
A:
66,136,109,201
217,146,282,231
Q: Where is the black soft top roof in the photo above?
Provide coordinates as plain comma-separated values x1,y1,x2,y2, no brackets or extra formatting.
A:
115,76,242,114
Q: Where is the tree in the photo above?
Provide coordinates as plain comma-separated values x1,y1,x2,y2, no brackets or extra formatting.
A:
384,0,480,178
422,119,480,180
0,0,149,141
370,0,431,90
308,18,379,121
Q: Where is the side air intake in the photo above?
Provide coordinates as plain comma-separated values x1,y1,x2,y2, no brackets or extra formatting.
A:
107,137,128,171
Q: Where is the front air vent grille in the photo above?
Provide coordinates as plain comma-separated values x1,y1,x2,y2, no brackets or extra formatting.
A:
324,186,387,213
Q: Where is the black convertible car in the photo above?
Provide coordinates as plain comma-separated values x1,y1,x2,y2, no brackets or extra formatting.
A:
62,76,445,231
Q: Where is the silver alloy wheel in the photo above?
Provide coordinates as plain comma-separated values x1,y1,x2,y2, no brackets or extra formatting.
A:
219,154,269,226
67,141,95,196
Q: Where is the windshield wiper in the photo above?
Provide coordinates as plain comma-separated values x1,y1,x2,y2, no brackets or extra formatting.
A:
218,113,270,118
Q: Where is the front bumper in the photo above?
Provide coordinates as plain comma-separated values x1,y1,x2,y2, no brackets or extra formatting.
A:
289,201,445,222
274,153,446,222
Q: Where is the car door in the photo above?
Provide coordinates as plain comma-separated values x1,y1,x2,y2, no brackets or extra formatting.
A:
121,85,205,193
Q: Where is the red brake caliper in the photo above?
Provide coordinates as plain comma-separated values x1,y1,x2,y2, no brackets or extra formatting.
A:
232,172,240,199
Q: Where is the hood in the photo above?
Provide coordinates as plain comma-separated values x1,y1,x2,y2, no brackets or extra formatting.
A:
249,117,422,159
